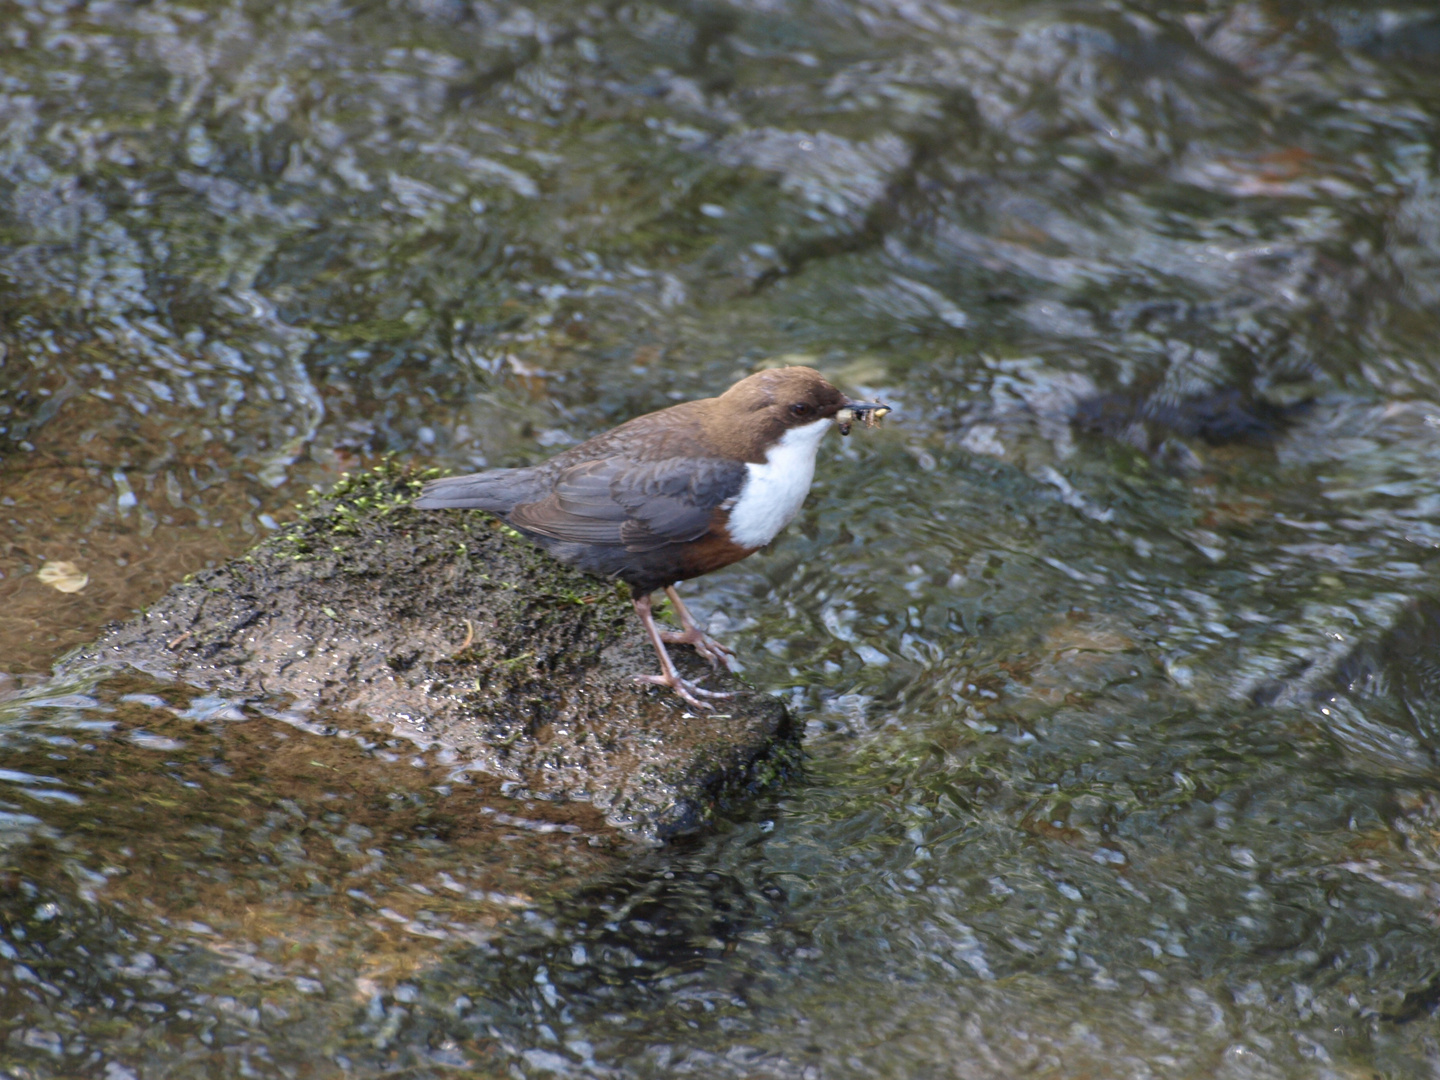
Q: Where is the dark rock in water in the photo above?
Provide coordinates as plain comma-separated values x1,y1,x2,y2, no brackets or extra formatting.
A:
1073,386,1300,449
1358,14,1440,64
1331,596,1440,750
60,462,796,841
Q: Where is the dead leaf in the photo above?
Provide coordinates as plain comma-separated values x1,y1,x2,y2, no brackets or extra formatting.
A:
37,560,88,593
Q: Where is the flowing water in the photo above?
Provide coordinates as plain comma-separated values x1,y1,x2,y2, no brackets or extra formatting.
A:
5,0,1440,1075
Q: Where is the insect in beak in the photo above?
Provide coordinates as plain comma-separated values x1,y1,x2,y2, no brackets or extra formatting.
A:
835,402,892,436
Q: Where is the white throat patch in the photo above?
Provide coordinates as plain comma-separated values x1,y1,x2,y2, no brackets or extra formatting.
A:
725,417,833,548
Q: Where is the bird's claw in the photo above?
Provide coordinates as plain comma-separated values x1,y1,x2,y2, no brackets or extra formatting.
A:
634,673,736,711
658,628,736,671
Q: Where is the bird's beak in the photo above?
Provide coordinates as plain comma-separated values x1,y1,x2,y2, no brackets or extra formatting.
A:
834,400,892,436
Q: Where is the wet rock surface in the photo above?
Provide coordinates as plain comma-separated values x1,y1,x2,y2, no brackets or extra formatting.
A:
61,463,794,841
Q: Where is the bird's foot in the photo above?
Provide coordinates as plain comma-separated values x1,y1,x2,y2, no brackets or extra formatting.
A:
658,628,736,671
634,672,736,711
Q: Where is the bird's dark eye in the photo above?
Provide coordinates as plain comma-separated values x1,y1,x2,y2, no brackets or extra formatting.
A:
789,403,813,417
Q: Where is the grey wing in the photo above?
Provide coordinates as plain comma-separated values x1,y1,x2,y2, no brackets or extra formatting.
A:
508,455,746,551
412,468,546,513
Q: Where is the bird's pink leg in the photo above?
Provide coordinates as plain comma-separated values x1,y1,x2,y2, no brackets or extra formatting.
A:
657,585,736,671
632,593,734,710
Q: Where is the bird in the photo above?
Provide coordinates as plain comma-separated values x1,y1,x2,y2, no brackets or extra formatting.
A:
413,366,890,709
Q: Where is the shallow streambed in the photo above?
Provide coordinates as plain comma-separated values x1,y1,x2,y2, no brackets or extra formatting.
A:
5,1,1440,1076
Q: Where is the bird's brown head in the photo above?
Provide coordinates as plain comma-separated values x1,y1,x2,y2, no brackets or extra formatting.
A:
703,366,889,460
724,366,850,419
701,367,846,459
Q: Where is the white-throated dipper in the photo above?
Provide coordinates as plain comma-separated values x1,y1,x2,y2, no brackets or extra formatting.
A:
413,366,891,709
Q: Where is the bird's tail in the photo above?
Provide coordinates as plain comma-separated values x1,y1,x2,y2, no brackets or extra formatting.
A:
412,469,542,513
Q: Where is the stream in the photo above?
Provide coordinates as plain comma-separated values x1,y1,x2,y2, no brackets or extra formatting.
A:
5,1,1440,1076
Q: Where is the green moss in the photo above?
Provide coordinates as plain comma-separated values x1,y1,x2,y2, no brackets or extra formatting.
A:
697,715,804,819
317,317,416,343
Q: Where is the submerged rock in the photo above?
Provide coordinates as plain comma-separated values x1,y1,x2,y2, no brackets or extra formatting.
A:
61,462,796,840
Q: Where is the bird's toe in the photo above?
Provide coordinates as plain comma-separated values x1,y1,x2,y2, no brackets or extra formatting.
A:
633,672,735,710
659,629,736,671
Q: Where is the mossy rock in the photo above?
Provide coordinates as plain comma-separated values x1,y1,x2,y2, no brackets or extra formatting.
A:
63,461,796,840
